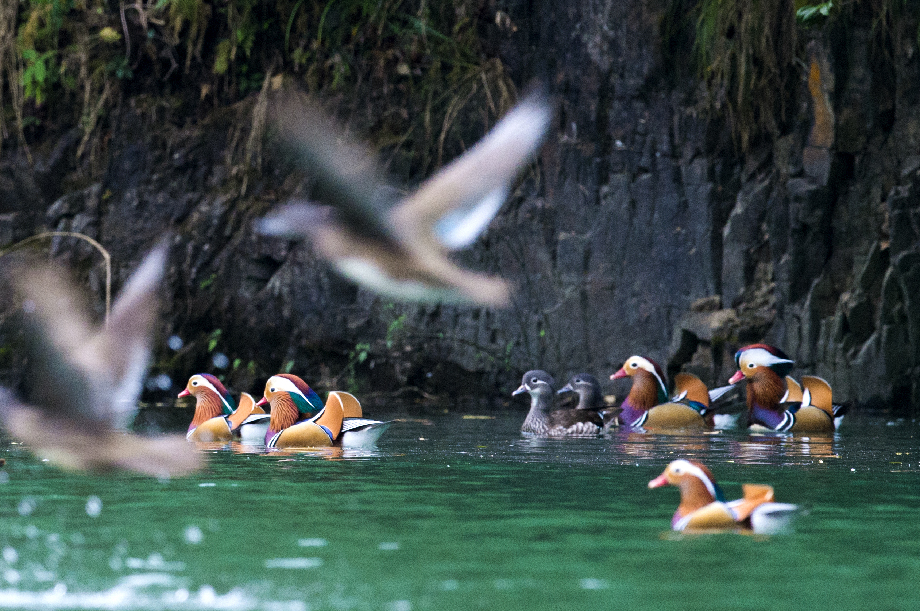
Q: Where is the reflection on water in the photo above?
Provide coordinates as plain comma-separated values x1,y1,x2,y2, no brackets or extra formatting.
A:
0,410,917,610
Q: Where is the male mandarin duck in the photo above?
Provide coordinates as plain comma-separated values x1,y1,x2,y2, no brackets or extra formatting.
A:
335,391,392,447
257,374,389,448
648,459,801,534
513,370,603,437
257,88,552,306
0,241,202,476
728,344,843,433
557,373,617,427
179,374,269,444
258,374,339,448
610,357,710,430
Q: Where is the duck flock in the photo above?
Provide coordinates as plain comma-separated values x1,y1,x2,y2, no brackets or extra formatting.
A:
0,89,850,535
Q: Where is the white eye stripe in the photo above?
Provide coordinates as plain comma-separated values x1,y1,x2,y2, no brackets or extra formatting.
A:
669,459,719,500
267,376,311,403
630,357,666,394
740,348,794,369
190,376,233,412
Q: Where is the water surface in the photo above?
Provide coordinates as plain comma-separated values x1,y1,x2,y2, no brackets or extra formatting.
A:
0,410,917,610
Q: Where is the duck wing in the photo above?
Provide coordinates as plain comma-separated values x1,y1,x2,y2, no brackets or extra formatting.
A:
0,242,202,476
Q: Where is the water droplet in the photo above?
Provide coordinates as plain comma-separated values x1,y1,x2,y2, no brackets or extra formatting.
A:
378,542,399,551
85,496,102,517
17,498,35,516
297,538,327,547
3,569,19,584
264,557,323,569
387,601,411,611
440,579,459,591
3,547,17,564
168,335,184,351
197,585,216,605
184,526,203,544
579,578,609,590
212,353,230,369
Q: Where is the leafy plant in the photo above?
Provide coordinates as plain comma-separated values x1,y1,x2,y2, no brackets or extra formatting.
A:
796,1,833,23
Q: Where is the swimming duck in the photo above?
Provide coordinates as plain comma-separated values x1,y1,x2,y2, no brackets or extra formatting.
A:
648,459,801,534
334,391,391,447
557,373,617,427
513,370,603,437
0,241,202,476
610,357,710,430
257,374,347,448
728,344,840,433
179,374,269,444
257,88,552,306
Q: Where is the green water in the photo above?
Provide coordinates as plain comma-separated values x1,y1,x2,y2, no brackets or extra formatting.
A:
0,411,918,610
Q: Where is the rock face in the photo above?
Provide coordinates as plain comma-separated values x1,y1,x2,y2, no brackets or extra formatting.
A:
0,2,918,413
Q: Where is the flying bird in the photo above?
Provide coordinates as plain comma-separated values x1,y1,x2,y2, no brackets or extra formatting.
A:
0,242,203,476
258,88,553,306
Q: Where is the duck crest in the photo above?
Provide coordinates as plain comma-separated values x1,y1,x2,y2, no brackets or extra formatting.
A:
735,344,794,377
272,374,324,415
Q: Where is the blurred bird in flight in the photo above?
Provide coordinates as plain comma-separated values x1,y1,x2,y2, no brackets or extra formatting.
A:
258,87,553,306
0,241,203,476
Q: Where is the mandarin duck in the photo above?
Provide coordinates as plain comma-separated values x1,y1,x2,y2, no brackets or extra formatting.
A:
179,374,269,444
648,459,801,534
257,374,388,448
257,88,552,306
513,370,603,437
334,391,391,447
557,373,617,427
728,344,843,433
0,242,202,476
610,357,710,431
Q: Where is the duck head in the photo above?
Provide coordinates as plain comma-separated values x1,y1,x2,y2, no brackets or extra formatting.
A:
648,459,726,520
728,344,794,384
513,370,556,410
258,374,325,432
729,344,794,411
558,373,603,410
610,356,668,409
179,374,237,429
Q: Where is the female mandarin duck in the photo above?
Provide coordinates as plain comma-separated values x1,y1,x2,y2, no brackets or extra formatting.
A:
728,344,842,433
179,374,269,444
610,357,710,430
557,373,617,427
648,459,801,534
513,370,603,437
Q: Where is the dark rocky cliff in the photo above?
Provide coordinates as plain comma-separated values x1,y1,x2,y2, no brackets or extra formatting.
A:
1,1,918,413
